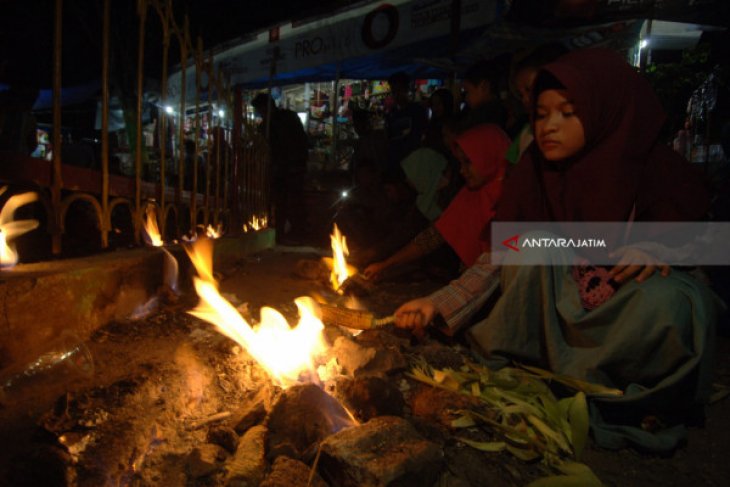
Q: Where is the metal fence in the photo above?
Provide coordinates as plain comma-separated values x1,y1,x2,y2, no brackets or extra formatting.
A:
0,0,270,257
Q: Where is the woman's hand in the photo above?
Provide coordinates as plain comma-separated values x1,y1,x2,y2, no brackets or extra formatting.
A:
394,297,437,336
609,247,670,284
363,261,388,281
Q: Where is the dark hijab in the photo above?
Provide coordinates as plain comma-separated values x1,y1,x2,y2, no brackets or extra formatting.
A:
496,48,710,224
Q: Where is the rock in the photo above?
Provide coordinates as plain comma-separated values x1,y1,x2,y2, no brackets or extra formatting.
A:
409,384,482,427
334,376,405,422
231,387,275,434
416,343,466,370
260,456,329,487
319,416,443,487
187,443,227,478
207,426,239,454
266,384,356,462
294,259,329,281
332,335,407,377
225,424,268,486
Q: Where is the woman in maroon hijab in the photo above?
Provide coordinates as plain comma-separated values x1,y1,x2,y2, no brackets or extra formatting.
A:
394,48,719,451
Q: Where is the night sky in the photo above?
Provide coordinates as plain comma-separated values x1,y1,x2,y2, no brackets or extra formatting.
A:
0,0,351,87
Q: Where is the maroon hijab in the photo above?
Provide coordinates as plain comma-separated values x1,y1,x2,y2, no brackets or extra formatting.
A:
496,48,710,224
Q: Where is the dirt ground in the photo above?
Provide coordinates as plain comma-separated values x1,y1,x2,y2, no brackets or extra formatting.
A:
1,246,729,486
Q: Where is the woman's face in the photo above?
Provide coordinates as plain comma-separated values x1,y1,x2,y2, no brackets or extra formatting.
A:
463,80,491,110
456,146,487,190
514,67,538,111
535,89,585,161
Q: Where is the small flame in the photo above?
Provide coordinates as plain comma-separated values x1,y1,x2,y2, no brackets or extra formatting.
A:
243,215,267,233
142,206,163,247
185,238,329,387
141,205,178,292
206,224,222,239
327,224,356,293
0,187,39,267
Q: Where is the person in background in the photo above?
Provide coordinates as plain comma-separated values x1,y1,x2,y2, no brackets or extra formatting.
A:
364,124,510,282
350,108,388,178
251,93,309,244
385,71,428,174
505,43,569,165
459,59,507,131
394,49,717,453
423,88,455,156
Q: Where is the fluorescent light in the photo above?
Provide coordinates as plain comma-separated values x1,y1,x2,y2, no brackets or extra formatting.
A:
640,39,649,49
164,105,174,114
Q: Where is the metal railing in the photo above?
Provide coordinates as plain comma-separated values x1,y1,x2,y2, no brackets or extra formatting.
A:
0,0,269,257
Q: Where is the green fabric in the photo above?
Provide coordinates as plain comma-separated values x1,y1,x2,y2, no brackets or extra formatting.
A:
467,241,717,452
505,124,531,165
400,147,447,222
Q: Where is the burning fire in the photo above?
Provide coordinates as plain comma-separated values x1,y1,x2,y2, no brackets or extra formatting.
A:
205,224,222,239
142,205,163,247
243,215,267,232
140,204,179,293
185,237,329,387
323,224,356,294
0,187,39,267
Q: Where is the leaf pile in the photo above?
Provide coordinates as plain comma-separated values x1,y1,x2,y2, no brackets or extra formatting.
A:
408,360,609,486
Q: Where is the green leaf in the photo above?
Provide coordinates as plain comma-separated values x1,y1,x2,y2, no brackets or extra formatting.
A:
519,364,623,397
527,415,572,454
451,414,476,428
457,438,506,452
506,444,542,462
566,392,589,459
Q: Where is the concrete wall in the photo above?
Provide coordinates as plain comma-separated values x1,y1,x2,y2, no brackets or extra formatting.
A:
0,230,274,371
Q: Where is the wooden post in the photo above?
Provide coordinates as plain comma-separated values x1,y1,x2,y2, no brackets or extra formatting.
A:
232,85,242,231
134,0,148,243
214,67,224,225
177,18,189,217
51,0,64,255
192,36,202,231
101,0,110,248
156,0,171,233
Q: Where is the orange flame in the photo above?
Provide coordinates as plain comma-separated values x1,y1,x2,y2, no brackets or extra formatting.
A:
243,215,267,233
326,224,356,293
206,224,222,239
142,206,163,247
0,187,39,267
185,238,329,387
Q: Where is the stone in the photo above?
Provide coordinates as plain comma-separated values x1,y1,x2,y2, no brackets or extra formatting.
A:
409,384,483,427
231,387,274,435
207,426,239,454
225,424,267,486
266,384,355,462
187,443,227,478
260,456,329,487
319,416,443,487
331,335,407,378
334,376,405,422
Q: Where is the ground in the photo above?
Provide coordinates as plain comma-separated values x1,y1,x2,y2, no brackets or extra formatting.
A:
1,247,729,486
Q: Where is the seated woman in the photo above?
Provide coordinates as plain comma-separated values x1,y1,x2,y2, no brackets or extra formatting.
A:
364,123,510,281
336,146,449,267
394,48,718,451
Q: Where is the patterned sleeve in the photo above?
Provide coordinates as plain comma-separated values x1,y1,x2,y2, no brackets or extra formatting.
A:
429,252,500,332
412,225,445,253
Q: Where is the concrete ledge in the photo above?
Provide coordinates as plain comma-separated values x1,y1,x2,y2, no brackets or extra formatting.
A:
0,229,275,370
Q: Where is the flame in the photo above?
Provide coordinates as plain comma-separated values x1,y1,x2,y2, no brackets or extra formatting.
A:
327,224,356,293
206,224,222,239
141,205,178,292
0,187,39,267
185,237,329,387
243,215,267,233
142,206,163,247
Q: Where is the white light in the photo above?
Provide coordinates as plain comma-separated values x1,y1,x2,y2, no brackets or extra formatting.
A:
218,109,225,118
341,190,348,198
640,39,649,49
164,105,174,114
